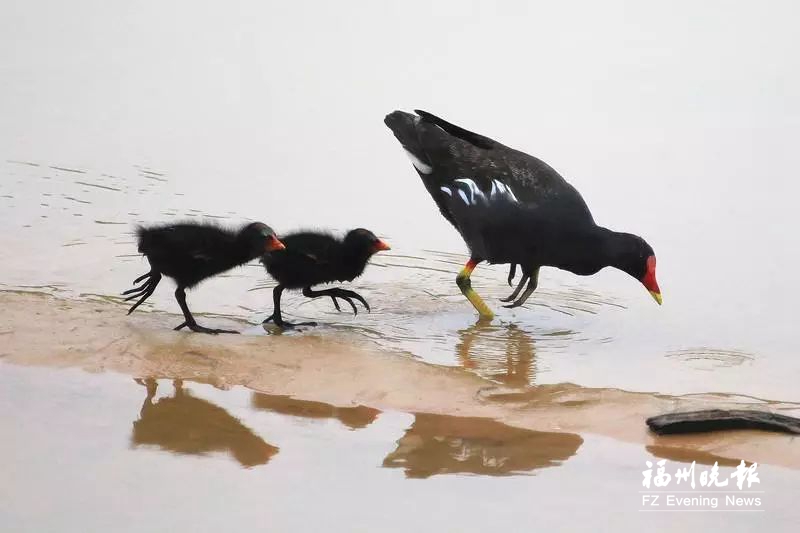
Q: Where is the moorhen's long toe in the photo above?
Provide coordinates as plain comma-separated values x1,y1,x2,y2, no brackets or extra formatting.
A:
499,272,530,303
302,287,370,316
173,321,240,335
261,314,318,329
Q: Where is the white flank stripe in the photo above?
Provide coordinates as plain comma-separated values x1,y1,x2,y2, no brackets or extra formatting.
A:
490,179,519,203
404,149,433,174
504,183,519,202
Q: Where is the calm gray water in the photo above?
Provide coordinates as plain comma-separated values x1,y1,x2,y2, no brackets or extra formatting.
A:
2,364,798,533
1,1,798,401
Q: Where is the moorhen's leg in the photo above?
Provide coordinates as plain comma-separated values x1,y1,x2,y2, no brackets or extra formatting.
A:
500,272,530,302
135,377,158,418
507,264,517,287
173,286,239,334
134,377,158,401
302,287,370,315
455,258,494,320
261,285,280,324
503,268,539,309
263,285,317,329
123,271,162,314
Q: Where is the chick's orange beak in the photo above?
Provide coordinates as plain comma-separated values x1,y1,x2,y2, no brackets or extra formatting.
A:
641,255,662,305
265,234,285,252
373,239,391,252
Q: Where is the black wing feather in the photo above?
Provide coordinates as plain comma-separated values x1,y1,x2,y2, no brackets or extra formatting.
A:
386,110,593,221
414,109,496,150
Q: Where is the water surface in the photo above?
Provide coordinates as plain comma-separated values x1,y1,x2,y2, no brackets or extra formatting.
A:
2,365,797,532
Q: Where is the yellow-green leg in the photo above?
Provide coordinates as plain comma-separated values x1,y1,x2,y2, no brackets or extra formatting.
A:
456,259,494,320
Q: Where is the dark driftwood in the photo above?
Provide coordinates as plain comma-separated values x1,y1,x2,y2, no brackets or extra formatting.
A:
646,409,800,435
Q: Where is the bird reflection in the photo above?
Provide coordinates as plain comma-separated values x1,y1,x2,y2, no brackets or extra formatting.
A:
382,413,582,478
456,323,536,387
251,393,380,430
131,378,278,467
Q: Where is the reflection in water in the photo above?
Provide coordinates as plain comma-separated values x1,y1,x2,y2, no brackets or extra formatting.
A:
646,444,742,468
251,393,380,430
382,413,582,478
456,323,537,387
131,379,278,467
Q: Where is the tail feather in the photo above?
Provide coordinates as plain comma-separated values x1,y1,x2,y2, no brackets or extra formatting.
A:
135,225,154,255
413,109,496,150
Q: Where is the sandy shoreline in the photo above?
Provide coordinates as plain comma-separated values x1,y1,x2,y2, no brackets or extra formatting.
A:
2,289,798,469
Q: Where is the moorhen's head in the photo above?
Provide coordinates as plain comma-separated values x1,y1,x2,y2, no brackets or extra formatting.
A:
344,228,391,257
612,233,661,305
240,222,285,258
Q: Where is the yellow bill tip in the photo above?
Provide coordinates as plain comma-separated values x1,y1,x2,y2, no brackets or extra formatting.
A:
649,290,663,305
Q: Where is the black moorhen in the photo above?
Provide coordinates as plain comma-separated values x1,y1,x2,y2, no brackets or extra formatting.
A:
123,221,285,334
384,109,661,320
260,228,390,328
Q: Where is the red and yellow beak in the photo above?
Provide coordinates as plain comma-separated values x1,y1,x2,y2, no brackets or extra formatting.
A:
373,239,391,252
265,234,286,252
641,255,662,305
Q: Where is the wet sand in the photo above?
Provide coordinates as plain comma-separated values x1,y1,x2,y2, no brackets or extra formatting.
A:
3,290,798,470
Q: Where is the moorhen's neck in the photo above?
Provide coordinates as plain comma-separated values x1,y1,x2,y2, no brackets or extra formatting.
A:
555,225,637,276
232,234,261,266
591,226,643,275
339,243,373,281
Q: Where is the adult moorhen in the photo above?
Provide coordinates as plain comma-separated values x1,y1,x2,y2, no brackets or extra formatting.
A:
260,228,390,328
384,109,661,320
124,221,285,333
